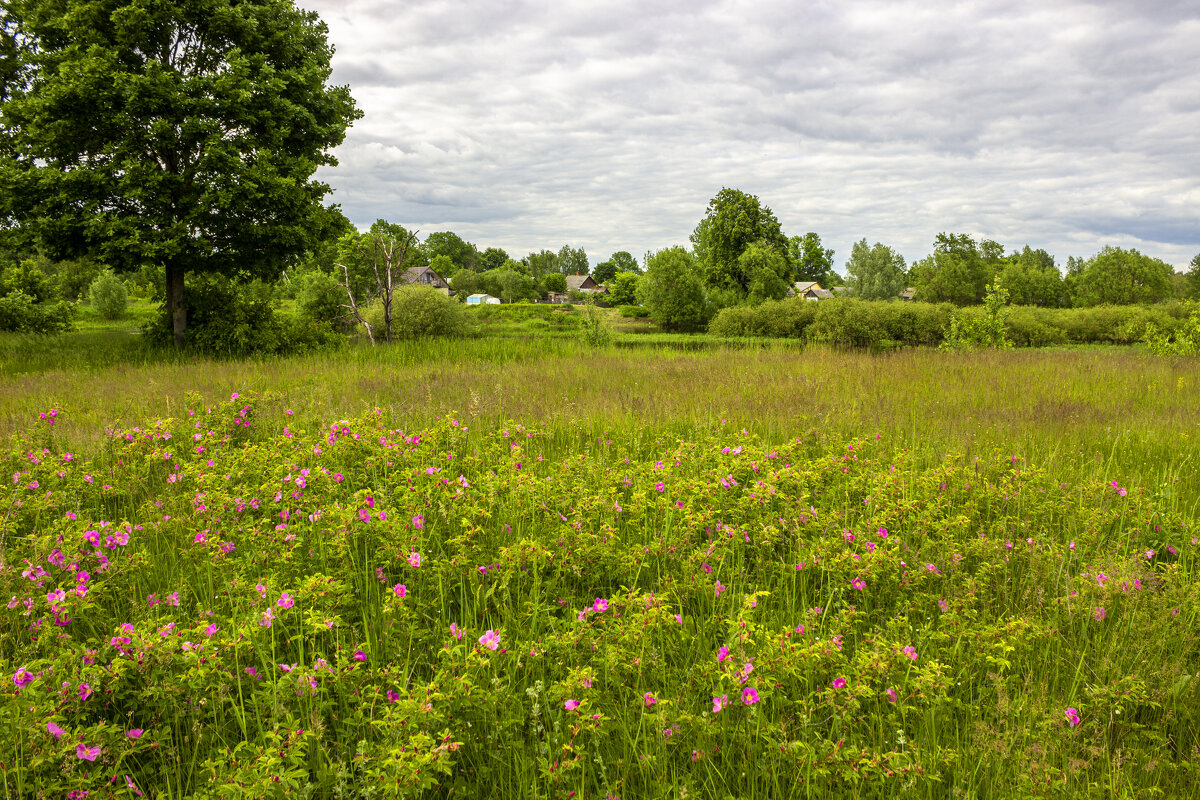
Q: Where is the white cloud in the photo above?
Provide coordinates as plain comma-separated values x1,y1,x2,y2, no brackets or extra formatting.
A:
300,0,1200,270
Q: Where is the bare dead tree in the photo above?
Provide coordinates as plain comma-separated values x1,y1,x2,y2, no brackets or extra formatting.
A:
335,228,419,344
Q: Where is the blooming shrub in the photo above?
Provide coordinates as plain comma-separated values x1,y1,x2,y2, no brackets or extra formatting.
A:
0,395,1196,797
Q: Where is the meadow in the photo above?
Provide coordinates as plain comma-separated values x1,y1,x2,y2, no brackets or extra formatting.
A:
1,329,1198,798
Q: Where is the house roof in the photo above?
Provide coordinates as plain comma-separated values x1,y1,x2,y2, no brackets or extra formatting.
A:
467,293,496,300
793,281,824,294
400,265,448,286
565,274,600,291
812,288,835,299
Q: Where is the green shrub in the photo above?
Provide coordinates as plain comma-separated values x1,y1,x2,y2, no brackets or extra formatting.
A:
294,270,354,333
389,285,469,340
0,289,77,334
144,273,289,355
618,304,649,318
87,269,129,319
1006,306,1069,347
806,298,885,347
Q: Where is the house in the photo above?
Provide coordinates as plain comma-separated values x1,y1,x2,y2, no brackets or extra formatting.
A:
566,274,606,294
790,281,830,301
899,287,916,302
399,265,450,294
466,293,501,305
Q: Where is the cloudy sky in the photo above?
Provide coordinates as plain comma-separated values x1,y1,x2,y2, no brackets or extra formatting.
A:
298,0,1200,273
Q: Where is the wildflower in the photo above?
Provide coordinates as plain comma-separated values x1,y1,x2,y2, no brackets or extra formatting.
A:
76,744,101,761
742,687,760,705
832,677,847,689
886,687,897,703
1093,607,1107,622
564,699,580,711
1145,549,1155,560
277,592,294,609
1096,573,1109,586
78,683,92,700
903,645,917,661
407,552,422,568
387,690,400,703
655,482,664,492
412,514,425,530
333,473,344,482
593,597,609,613
712,694,728,713
851,578,865,591
126,728,143,739
353,650,367,662
643,692,657,707
13,667,34,688
479,630,500,651
47,721,65,738
450,623,464,640
877,526,888,538
714,581,725,597
125,775,143,797
258,609,274,628
392,584,407,598
1065,708,1081,727
674,614,683,624
717,645,729,662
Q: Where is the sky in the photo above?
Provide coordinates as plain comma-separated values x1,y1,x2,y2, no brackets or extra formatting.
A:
297,0,1200,273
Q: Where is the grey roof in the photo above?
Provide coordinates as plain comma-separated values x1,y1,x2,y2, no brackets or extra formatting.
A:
565,274,600,291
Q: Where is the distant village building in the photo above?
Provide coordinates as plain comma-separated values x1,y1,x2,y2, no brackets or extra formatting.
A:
400,266,450,294
466,293,501,305
549,274,607,303
899,287,916,302
790,281,834,300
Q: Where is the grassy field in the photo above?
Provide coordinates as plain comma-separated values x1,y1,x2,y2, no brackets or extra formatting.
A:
1,325,1198,798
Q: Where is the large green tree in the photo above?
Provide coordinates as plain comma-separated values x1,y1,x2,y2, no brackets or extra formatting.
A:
1071,246,1175,306
593,250,638,283
691,188,788,294
845,239,907,301
422,232,476,277
995,246,1064,307
638,246,709,331
0,0,360,345
911,233,991,306
788,232,838,286
557,244,589,276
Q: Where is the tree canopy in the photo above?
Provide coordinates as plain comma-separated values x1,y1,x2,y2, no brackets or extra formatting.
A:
593,251,638,283
1071,246,1175,307
691,188,788,294
845,239,907,301
639,246,709,331
788,233,838,286
0,0,360,344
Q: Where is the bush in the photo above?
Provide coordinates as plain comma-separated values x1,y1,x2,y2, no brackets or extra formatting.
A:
388,286,469,340
0,289,77,334
294,270,354,333
806,298,885,347
87,269,129,319
144,273,290,355
618,304,649,319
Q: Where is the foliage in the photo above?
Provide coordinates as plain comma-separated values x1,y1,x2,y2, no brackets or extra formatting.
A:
787,232,838,285
845,239,907,301
523,249,559,278
995,246,1065,307
541,272,567,294
387,285,470,340
86,269,128,320
0,0,361,344
942,278,1013,351
1140,300,1200,355
557,244,590,277
911,233,991,306
477,247,510,273
618,304,650,318
294,269,354,334
741,240,793,304
593,251,639,283
692,188,789,293
638,246,710,332
577,300,613,347
335,222,421,344
423,231,477,277
1072,246,1176,307
0,289,76,333
2,396,1196,797
806,298,887,347
605,271,641,306
143,273,289,356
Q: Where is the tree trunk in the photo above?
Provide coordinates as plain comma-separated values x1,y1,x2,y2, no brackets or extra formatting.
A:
165,261,187,348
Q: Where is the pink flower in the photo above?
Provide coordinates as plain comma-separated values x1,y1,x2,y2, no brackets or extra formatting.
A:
1145,549,1155,560
564,699,580,711
13,667,34,688
903,646,917,661
277,592,294,609
1065,708,1081,727
353,650,367,662
75,744,101,761
886,687,897,703
126,728,143,739
78,683,92,700
832,677,847,689
712,694,728,713
851,578,865,591
655,482,664,492
392,583,406,598
742,687,759,705
387,690,399,703
643,692,657,707
47,721,65,738
1093,607,1107,622
407,552,422,568
717,646,729,662
450,623,464,640
714,581,725,597
412,514,425,530
479,629,500,651
593,597,608,613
